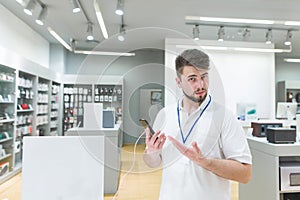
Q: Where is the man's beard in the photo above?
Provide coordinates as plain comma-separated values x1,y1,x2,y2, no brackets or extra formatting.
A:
182,89,207,104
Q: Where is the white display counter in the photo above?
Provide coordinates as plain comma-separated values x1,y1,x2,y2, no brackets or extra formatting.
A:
239,136,300,200
66,127,121,194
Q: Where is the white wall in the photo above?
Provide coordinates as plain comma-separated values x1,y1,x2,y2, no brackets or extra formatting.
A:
0,4,49,68
165,39,276,119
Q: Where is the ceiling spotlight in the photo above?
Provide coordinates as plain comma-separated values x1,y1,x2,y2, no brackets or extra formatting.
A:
284,58,300,63
193,25,200,40
16,0,25,6
86,22,94,41
35,5,47,26
24,0,36,16
265,29,272,44
284,30,292,46
115,0,124,16
118,23,126,42
72,0,81,13
217,26,225,42
70,38,76,52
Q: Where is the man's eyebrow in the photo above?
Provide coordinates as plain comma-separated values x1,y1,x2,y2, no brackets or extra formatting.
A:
186,74,197,78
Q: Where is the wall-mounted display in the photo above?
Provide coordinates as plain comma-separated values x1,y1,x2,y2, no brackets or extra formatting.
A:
94,84,123,125
0,64,16,182
50,82,60,136
63,84,92,135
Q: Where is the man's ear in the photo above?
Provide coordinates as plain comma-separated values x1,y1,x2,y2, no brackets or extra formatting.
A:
175,77,182,88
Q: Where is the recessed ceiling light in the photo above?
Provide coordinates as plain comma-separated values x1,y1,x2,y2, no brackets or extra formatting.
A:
185,16,275,25
284,58,300,63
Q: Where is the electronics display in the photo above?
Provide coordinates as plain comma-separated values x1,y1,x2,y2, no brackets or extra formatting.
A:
266,127,296,144
276,102,298,119
94,84,123,128
0,65,15,180
251,121,283,137
63,84,92,134
50,82,60,136
33,77,50,136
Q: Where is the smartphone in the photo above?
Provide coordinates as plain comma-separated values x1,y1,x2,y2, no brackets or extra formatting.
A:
139,118,155,137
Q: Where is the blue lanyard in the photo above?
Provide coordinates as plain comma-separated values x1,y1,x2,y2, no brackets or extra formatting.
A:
177,95,211,144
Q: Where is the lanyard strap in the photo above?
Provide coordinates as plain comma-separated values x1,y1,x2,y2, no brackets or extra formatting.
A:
177,95,211,144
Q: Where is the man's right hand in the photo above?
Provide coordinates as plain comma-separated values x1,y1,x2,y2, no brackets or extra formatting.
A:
143,128,166,168
145,128,166,153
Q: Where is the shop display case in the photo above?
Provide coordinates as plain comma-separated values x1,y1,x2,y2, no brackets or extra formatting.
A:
50,81,60,136
94,84,123,125
36,77,50,136
63,84,93,135
0,64,16,183
15,71,36,167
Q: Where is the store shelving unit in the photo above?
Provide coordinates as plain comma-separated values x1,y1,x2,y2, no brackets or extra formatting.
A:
94,84,123,125
15,71,36,167
0,64,16,183
0,60,62,184
36,77,50,136
62,75,124,137
50,81,60,136
63,84,93,135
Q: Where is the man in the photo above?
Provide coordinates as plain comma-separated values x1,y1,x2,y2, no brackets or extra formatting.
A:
143,49,252,200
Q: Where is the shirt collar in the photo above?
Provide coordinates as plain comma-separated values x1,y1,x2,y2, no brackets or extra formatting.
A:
178,93,211,112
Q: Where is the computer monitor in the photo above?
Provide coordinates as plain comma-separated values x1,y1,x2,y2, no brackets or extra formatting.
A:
276,102,298,119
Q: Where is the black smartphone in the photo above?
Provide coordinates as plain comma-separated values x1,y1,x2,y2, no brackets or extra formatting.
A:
139,119,155,137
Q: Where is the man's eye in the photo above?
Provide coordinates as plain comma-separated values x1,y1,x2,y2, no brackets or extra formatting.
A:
201,74,208,79
188,77,195,81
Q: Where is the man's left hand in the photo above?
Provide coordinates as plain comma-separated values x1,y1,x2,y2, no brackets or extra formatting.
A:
167,136,210,168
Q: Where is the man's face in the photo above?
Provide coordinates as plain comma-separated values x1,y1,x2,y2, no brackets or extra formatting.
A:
176,66,209,103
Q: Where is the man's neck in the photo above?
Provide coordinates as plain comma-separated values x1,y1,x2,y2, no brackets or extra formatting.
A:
182,97,202,115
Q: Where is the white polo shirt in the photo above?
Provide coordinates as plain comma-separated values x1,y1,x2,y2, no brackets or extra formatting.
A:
152,95,252,200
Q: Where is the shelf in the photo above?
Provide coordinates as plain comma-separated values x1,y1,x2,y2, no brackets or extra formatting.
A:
0,137,13,143
280,190,300,193
0,79,14,83
0,166,22,185
0,101,14,104
18,85,32,89
0,153,12,161
0,119,15,123
37,102,49,104
17,109,34,113
16,122,33,126
37,123,48,126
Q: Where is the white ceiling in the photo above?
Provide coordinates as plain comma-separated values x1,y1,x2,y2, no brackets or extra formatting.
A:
1,0,300,58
